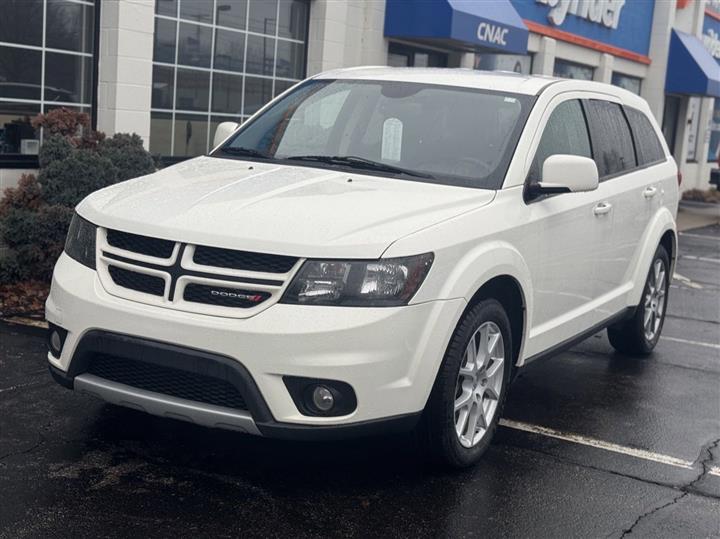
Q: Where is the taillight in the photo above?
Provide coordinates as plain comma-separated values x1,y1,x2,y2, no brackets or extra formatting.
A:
677,171,682,186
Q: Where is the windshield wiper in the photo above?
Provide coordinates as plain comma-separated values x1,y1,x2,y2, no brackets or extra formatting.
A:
286,155,434,179
218,146,270,159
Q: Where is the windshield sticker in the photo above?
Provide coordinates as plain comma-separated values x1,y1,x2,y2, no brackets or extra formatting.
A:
381,118,403,162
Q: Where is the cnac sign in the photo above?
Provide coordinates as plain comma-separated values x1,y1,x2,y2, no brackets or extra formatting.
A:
477,22,509,46
535,0,625,29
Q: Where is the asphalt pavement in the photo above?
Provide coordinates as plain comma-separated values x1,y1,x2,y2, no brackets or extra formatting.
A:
1,226,719,538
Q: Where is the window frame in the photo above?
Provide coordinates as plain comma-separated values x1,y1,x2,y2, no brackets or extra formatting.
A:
522,94,670,203
582,98,639,182
522,95,594,203
623,105,668,170
150,0,311,160
0,0,100,169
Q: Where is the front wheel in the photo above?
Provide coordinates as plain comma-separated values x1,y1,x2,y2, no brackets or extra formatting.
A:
422,299,513,468
608,244,670,355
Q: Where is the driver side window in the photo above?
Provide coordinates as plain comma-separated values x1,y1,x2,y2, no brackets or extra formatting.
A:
529,100,592,183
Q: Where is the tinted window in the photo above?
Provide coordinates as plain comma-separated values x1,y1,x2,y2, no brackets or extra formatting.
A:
529,100,591,183
625,107,665,165
220,80,532,189
584,100,637,178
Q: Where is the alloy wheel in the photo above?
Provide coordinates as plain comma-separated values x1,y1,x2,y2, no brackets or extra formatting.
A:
453,321,505,448
643,259,667,341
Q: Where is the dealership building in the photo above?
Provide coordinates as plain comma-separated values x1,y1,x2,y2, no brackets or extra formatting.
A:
1,0,719,192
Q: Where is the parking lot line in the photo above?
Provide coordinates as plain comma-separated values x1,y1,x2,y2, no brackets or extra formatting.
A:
500,419,697,469
659,336,720,350
680,255,720,264
678,232,720,242
501,419,720,477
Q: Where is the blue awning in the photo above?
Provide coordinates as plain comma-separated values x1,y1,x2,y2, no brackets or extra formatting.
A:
665,30,720,97
384,0,528,55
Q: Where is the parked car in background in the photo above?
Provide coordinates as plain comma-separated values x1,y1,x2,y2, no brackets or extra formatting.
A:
47,68,678,467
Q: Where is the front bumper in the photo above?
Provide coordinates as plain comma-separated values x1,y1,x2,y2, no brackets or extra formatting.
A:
47,253,464,436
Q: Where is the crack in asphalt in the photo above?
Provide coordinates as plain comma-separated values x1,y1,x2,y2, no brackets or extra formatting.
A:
687,437,720,491
619,492,688,537
498,436,720,537
612,437,719,537
497,439,720,501
0,434,46,464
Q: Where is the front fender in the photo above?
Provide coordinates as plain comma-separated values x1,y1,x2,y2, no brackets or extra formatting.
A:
627,207,677,308
401,240,533,365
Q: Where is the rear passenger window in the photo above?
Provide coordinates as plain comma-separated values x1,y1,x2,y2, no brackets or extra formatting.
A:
584,100,637,178
625,107,665,165
529,100,592,183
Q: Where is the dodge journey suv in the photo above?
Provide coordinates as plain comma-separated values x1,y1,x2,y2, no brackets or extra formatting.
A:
47,68,678,467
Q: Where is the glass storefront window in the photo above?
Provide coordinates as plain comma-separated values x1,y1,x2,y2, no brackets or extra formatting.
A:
686,97,701,162
611,72,641,95
151,0,309,158
708,99,720,163
0,0,96,158
554,59,594,80
475,53,532,74
387,43,448,68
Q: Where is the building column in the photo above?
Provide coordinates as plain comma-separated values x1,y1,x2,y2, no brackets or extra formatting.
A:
673,97,692,171
642,0,675,122
532,36,556,76
96,0,154,148
593,53,613,83
307,0,388,75
694,96,715,188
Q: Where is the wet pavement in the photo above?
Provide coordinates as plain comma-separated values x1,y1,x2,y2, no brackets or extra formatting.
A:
1,226,719,538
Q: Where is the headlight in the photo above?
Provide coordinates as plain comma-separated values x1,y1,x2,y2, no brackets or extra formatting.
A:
64,213,97,269
281,253,433,306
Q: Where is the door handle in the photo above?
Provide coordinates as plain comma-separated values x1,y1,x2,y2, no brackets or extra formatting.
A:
643,186,658,199
593,202,612,216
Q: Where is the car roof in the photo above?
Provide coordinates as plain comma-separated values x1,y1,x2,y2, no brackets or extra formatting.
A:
313,66,644,105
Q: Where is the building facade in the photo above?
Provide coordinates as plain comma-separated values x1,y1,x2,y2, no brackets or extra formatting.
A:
1,0,719,191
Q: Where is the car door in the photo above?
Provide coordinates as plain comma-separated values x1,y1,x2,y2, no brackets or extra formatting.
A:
582,100,649,318
517,97,608,352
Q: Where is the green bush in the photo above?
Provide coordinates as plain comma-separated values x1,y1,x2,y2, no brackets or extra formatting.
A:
0,108,156,286
38,142,118,206
98,133,155,182
38,135,73,168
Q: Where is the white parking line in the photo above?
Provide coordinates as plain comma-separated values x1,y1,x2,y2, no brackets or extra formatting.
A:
681,255,720,264
672,272,703,289
500,419,720,477
660,336,720,350
679,232,720,242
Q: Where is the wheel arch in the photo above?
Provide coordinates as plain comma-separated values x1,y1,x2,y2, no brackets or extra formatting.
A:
627,208,677,308
466,275,527,369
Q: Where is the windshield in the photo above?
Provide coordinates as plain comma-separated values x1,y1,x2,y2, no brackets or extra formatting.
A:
214,79,533,189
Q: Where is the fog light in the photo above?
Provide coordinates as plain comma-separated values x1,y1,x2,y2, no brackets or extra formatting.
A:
312,385,335,412
47,323,68,359
50,331,62,353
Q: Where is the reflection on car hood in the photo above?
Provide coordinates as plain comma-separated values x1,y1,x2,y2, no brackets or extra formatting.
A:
78,156,496,258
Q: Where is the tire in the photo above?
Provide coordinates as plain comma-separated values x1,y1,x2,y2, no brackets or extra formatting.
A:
422,299,513,468
608,244,670,356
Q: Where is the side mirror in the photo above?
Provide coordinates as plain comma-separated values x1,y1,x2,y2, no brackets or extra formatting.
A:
212,121,239,149
528,154,599,198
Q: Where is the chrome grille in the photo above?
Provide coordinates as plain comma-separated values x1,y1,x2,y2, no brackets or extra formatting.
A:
193,245,298,273
108,265,165,296
106,229,175,258
97,228,299,318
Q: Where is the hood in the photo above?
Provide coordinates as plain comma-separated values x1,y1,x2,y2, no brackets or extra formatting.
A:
77,156,495,258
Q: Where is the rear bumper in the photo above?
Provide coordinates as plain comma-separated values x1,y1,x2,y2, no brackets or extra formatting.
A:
47,253,463,435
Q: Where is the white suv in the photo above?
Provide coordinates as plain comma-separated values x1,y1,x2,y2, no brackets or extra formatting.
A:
47,68,678,467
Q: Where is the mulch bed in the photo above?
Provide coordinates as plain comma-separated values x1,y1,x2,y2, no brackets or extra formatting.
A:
0,280,49,320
